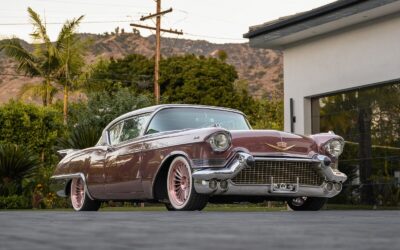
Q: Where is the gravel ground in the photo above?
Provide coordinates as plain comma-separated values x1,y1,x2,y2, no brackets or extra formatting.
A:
0,210,399,250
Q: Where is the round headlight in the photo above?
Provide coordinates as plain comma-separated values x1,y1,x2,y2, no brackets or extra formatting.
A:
208,132,231,152
324,139,344,158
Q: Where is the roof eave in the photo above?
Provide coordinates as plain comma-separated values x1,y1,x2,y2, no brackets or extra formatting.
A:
243,0,364,38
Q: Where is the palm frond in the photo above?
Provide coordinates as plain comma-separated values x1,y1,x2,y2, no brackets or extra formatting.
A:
57,124,102,150
0,38,41,76
17,82,43,100
17,82,59,103
0,144,39,185
56,15,84,50
27,7,51,45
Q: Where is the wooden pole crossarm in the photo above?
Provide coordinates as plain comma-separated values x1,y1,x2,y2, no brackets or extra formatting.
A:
140,8,173,21
130,23,183,35
130,0,183,104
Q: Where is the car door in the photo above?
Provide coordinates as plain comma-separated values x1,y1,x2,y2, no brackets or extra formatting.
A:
85,146,108,198
104,114,150,197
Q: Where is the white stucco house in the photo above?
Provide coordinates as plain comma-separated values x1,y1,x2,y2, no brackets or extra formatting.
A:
244,0,400,135
244,0,400,205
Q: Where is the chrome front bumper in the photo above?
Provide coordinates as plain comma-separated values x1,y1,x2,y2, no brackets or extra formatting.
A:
192,152,347,198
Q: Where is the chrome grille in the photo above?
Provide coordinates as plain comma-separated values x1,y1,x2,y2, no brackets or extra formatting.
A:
232,159,324,186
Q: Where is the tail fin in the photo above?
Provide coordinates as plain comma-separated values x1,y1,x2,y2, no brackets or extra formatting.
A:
57,149,79,159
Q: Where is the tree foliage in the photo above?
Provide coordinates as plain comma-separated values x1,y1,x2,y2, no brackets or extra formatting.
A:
0,101,65,164
0,144,40,196
57,124,103,149
160,55,238,105
86,54,154,93
0,8,85,124
85,53,283,129
68,88,154,131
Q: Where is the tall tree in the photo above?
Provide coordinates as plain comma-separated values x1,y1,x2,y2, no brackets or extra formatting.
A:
0,7,85,115
53,15,85,124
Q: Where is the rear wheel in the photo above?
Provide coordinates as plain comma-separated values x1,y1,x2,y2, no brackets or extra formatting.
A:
287,197,327,211
70,177,101,211
166,156,208,211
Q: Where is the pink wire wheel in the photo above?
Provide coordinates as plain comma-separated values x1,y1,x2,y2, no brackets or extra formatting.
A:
71,178,85,211
167,157,192,209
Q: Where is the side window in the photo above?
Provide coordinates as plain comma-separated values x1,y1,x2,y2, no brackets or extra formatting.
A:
108,114,151,145
96,132,107,146
108,121,124,145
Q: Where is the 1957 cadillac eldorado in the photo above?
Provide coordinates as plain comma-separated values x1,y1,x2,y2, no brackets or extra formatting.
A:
51,104,347,211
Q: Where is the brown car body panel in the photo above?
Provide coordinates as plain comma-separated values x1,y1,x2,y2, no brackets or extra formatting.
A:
53,105,342,201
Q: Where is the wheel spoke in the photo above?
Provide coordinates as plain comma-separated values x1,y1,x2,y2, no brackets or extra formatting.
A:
174,173,182,180
167,158,193,208
71,178,85,210
175,167,182,177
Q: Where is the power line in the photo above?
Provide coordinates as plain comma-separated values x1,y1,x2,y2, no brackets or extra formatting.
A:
130,0,183,104
0,21,244,42
184,32,246,42
0,20,135,26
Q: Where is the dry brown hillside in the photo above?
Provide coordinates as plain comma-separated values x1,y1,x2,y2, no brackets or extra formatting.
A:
0,33,282,104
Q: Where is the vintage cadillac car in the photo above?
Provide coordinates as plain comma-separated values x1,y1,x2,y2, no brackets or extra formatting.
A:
51,104,347,211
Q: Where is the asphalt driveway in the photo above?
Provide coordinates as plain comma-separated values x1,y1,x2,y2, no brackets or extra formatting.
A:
0,210,399,250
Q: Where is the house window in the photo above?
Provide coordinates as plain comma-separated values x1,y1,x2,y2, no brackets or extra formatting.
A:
311,82,400,205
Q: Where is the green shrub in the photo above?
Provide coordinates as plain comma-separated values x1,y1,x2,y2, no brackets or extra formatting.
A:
0,195,31,209
0,101,65,165
0,144,40,196
57,124,103,149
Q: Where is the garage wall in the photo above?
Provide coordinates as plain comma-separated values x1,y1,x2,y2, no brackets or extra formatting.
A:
283,13,400,134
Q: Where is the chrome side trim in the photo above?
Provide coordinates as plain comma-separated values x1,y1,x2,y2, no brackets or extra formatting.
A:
192,152,254,181
313,154,348,183
320,167,348,183
51,173,94,200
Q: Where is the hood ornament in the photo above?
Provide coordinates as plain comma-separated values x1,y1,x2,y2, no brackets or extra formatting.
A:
266,141,295,151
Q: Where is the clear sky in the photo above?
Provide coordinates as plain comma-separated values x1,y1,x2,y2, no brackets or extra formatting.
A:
0,0,335,44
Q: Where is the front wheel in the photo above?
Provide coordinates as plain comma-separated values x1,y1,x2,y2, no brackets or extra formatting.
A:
70,177,101,211
287,197,327,211
166,156,208,211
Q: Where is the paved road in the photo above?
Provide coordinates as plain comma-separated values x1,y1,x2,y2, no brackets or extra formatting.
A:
0,210,399,250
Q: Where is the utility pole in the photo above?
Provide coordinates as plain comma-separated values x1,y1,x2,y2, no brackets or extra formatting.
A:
130,0,183,104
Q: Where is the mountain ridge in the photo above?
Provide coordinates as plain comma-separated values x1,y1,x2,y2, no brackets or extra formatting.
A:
0,32,283,104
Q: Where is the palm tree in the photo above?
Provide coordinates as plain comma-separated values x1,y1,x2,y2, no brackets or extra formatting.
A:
0,8,85,114
53,15,85,124
0,8,57,106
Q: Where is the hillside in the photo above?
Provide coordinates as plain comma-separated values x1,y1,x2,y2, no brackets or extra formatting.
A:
0,33,282,104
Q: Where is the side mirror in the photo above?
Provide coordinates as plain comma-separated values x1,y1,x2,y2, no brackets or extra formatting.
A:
106,146,115,152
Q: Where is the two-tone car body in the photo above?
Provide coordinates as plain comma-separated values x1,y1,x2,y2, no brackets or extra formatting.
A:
51,104,347,211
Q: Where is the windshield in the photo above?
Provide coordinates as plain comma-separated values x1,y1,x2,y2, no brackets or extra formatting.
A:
146,108,250,134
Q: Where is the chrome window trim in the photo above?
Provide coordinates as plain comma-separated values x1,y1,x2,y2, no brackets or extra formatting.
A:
143,107,251,136
105,113,152,146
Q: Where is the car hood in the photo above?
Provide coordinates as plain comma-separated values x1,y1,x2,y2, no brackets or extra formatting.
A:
230,130,318,158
